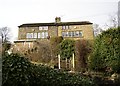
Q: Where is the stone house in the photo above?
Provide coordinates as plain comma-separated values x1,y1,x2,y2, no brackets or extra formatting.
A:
12,17,94,70
13,17,93,54
18,17,93,40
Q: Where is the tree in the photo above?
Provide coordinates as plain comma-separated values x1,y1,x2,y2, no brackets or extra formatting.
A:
50,36,63,59
0,27,11,43
75,40,93,70
59,39,75,69
59,39,75,60
0,27,11,55
89,27,120,73
105,13,118,29
93,24,103,36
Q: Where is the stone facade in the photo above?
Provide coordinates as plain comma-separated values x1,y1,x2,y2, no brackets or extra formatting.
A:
18,17,93,41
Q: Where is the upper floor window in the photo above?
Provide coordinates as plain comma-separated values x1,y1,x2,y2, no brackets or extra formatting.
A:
39,26,48,30
62,26,70,30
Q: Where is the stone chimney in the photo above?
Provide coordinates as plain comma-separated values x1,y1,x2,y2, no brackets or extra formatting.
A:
55,17,61,23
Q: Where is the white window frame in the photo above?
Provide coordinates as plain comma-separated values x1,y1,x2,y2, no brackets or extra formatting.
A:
33,33,37,38
26,33,33,38
41,32,44,38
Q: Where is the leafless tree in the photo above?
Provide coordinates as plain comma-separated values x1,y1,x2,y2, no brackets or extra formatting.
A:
93,24,103,36
0,27,11,55
105,13,118,29
0,27,11,43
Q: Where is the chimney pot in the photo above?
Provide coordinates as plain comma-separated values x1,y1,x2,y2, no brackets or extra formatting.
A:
55,17,61,23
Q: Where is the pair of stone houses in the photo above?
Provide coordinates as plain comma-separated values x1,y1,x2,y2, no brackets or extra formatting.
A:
12,17,94,70
14,17,93,49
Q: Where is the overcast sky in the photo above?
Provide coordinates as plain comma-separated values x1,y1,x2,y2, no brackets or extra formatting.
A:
0,0,119,41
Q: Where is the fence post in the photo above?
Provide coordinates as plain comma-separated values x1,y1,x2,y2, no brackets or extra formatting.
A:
58,54,61,69
72,53,75,71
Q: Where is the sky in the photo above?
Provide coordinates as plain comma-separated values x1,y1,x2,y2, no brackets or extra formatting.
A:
0,0,119,41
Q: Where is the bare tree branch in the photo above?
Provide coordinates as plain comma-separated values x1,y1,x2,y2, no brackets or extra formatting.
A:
0,27,11,43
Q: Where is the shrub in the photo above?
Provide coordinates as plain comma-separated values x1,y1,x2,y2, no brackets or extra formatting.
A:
89,28,120,73
2,53,34,86
75,39,93,70
50,36,63,58
2,53,96,86
59,39,75,60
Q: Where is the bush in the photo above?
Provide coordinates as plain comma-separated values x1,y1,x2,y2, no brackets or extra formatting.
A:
50,36,63,59
59,39,75,60
89,28,120,73
75,39,93,70
2,53,34,86
2,53,96,86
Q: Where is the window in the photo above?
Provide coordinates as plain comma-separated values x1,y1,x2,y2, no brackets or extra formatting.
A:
66,26,69,29
33,33,37,38
43,26,48,30
62,26,66,30
44,32,48,38
39,27,42,30
79,31,83,37
39,26,48,30
26,33,33,38
68,32,72,37
66,32,69,37
75,31,79,37
61,31,83,38
38,32,48,38
62,26,69,30
41,32,44,38
38,33,41,38
71,32,75,37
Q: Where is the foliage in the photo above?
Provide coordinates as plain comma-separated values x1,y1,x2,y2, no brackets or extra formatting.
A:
2,42,11,55
89,28,120,73
59,39,75,60
2,53,34,86
50,36,63,57
75,39,93,69
25,40,52,63
2,53,96,86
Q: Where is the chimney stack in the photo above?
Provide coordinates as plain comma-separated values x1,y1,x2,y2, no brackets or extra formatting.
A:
55,17,61,23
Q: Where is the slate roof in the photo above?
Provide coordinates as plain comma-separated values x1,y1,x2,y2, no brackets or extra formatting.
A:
18,21,93,27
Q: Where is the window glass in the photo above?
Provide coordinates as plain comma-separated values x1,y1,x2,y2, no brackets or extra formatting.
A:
39,27,43,30
75,31,79,37
43,26,48,30
34,33,37,38
62,26,65,30
41,32,44,38
44,32,48,38
66,26,69,29
79,31,83,37
26,33,33,38
38,33,41,38
66,32,69,37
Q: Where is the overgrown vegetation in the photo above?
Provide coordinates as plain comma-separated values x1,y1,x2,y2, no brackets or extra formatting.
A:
89,28,120,73
59,39,75,60
2,53,96,86
75,39,93,71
